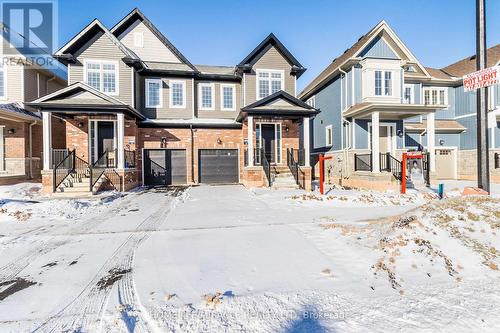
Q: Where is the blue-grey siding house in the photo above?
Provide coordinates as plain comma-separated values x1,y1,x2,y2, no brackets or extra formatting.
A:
300,21,500,189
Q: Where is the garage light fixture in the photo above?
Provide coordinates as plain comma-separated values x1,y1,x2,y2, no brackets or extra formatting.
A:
439,139,445,146
78,122,84,128
217,138,222,144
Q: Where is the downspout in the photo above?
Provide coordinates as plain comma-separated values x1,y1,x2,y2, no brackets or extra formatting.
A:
190,124,195,183
46,76,57,93
29,121,37,179
339,68,348,182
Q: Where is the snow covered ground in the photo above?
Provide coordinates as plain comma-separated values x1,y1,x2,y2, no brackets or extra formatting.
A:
0,182,499,332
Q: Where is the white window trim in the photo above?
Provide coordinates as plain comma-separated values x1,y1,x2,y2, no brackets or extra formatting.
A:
169,80,186,108
374,70,393,97
220,83,236,111
325,125,333,147
403,84,413,104
0,64,6,100
198,83,215,111
423,87,448,106
255,69,285,100
83,59,120,96
145,78,163,108
134,32,144,48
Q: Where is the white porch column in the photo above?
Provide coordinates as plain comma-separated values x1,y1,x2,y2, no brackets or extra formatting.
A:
303,117,310,167
427,113,436,172
371,112,380,172
0,126,4,171
42,112,52,170
247,116,254,167
117,113,125,169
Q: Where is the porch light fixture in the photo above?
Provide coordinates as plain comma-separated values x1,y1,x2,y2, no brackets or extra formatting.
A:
285,125,289,133
397,130,403,138
217,138,222,144
439,139,445,146
78,122,84,128
7,128,15,134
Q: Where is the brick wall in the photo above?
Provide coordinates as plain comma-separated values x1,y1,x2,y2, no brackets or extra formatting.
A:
66,116,90,162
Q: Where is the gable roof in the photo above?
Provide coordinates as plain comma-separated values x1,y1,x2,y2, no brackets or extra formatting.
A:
110,8,197,71
299,20,431,100
54,19,139,64
27,82,145,119
237,33,306,78
0,103,41,121
441,44,500,77
238,90,318,121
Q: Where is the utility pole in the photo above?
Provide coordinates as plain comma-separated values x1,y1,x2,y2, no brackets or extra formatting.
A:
476,0,489,193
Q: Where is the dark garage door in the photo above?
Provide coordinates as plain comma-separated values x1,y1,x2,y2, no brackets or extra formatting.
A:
143,149,187,186
198,149,239,184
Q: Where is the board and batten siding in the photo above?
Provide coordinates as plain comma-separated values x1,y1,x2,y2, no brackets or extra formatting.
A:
117,19,181,63
4,63,23,103
359,35,399,59
196,80,242,119
312,75,342,151
137,75,193,119
244,45,295,106
69,31,134,106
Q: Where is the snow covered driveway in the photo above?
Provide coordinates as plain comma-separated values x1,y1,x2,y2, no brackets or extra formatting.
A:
0,183,499,332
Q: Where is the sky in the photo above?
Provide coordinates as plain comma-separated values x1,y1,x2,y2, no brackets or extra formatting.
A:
57,0,500,92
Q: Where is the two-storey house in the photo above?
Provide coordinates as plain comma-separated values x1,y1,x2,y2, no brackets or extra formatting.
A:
300,21,499,190
29,8,317,194
0,23,66,184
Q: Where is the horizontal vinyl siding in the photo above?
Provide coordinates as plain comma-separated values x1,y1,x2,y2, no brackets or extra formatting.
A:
313,75,342,151
435,133,460,147
244,45,295,106
137,76,193,119
117,19,181,63
196,81,241,119
23,67,38,102
70,31,133,106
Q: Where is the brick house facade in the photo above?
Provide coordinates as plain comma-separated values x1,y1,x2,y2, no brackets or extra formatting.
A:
29,8,317,194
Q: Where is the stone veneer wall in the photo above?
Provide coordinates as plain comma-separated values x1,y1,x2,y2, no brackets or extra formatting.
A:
457,149,500,182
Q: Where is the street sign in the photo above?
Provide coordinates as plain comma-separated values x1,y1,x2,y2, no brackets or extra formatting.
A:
463,65,499,92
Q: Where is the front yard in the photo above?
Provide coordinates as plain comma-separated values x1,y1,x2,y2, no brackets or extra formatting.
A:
0,183,499,332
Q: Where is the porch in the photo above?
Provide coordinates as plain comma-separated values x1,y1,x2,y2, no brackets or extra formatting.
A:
239,91,318,190
27,82,144,194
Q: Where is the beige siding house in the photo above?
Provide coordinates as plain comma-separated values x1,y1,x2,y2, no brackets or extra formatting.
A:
29,8,317,195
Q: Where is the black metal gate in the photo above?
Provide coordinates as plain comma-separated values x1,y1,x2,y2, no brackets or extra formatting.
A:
143,149,187,186
198,149,239,184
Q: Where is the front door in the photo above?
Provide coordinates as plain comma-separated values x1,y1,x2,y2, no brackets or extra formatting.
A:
378,125,393,154
261,124,275,163
90,120,115,164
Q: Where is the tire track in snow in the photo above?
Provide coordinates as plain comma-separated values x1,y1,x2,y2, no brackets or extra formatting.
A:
33,187,187,333
0,194,138,283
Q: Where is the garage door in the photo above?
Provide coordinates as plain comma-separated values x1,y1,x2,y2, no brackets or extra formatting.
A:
198,149,239,184
143,149,187,185
435,149,456,179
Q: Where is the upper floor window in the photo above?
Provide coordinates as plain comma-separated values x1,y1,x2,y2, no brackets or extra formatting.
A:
170,80,186,108
199,83,214,110
423,87,447,106
134,32,144,48
325,125,333,146
84,60,118,95
0,64,5,99
221,84,235,110
403,84,413,104
257,69,284,99
145,79,162,108
375,70,392,96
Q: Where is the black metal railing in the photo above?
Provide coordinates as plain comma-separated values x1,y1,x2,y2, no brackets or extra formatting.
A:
52,149,75,192
354,153,372,171
261,147,271,187
287,148,300,186
89,150,109,192
124,149,136,168
52,149,69,168
495,153,500,169
103,169,123,192
380,152,403,181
